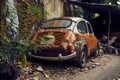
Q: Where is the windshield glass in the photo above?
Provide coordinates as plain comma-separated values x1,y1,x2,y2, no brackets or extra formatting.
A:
41,19,72,28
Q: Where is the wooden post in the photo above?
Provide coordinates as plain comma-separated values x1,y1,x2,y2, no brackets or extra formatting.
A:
107,6,111,51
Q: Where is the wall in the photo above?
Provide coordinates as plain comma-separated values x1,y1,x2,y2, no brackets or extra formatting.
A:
42,0,64,19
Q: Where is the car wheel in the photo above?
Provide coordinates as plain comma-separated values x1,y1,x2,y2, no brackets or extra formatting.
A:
76,46,87,68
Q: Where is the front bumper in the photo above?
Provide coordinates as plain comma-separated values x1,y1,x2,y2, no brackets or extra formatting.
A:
28,51,77,61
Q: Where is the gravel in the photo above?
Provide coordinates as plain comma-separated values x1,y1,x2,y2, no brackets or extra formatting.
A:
16,54,120,80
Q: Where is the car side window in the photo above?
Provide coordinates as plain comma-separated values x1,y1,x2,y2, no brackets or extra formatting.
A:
87,22,93,34
77,21,87,34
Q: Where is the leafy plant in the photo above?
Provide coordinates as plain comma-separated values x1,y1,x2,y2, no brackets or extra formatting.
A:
17,0,49,40
0,34,27,67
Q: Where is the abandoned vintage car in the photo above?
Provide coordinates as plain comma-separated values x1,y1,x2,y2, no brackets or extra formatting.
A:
28,17,99,67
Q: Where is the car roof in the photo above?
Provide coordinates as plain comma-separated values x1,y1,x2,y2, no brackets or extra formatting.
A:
50,17,86,22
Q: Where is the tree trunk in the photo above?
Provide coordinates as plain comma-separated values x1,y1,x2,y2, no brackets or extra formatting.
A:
4,0,19,41
1,0,19,66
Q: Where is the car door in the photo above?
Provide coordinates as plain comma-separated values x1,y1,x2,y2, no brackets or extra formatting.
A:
86,22,97,53
77,21,92,55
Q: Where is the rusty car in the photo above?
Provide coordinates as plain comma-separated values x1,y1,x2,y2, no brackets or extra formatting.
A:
28,17,99,67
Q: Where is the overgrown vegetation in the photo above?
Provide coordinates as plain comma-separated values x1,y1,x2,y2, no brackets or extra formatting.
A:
0,0,49,68
17,0,49,41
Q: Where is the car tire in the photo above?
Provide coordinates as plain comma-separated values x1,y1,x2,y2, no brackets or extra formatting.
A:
76,46,87,68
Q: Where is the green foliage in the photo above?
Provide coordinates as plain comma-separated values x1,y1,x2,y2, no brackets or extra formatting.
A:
25,1,44,22
0,34,28,66
17,1,49,40
75,6,83,17
0,34,10,61
92,13,100,19
118,4,120,8
0,34,42,67
0,0,49,67
15,41,29,67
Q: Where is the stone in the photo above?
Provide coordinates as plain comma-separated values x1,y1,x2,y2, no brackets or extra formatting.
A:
91,59,96,62
112,78,120,80
88,66,93,69
83,67,89,71
33,77,39,80
36,65,43,72
28,69,33,74
95,63,101,66
116,78,120,80
90,64,96,68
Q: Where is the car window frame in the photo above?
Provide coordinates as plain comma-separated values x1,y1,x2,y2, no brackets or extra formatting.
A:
77,21,88,34
86,22,94,34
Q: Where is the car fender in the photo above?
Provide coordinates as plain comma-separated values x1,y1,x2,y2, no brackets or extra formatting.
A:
73,38,87,58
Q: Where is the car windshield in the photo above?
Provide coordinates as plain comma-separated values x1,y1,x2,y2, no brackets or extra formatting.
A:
41,19,72,28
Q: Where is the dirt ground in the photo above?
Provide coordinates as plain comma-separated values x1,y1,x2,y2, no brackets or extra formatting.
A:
16,54,120,80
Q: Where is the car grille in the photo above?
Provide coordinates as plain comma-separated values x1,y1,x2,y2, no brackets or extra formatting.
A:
38,32,65,45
